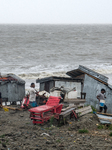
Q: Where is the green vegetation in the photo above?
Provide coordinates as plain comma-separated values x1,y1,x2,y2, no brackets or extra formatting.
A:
78,112,82,116
91,106,96,112
68,127,72,131
97,125,104,129
6,140,9,143
45,127,49,130
2,142,6,147
109,132,112,136
78,129,89,133
49,116,54,126
97,124,112,130
56,139,60,143
108,125,112,130
0,134,5,138
26,122,29,124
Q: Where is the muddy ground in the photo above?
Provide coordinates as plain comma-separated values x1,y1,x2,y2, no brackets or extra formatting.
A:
0,107,112,150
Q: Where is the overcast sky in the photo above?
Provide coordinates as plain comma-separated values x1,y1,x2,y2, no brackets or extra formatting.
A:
0,0,112,24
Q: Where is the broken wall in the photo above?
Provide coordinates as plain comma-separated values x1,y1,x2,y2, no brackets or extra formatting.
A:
0,82,25,102
83,74,112,113
55,81,81,97
40,81,54,92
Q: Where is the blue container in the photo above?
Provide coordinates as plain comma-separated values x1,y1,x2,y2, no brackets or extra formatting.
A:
99,100,105,107
100,102,104,107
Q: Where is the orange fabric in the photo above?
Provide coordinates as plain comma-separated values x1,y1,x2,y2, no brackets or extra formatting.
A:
0,77,8,79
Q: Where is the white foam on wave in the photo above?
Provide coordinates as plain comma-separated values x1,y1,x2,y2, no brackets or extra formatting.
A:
18,63,112,87
18,63,112,79
2,63,112,87
86,63,112,74
18,71,69,80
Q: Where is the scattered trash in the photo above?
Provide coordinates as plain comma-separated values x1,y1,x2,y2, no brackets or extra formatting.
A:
3,107,9,112
89,119,92,121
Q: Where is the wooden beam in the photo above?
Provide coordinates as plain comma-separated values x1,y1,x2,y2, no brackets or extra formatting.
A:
61,105,77,112
98,117,112,123
97,112,112,117
60,108,76,117
75,106,91,113
79,109,92,116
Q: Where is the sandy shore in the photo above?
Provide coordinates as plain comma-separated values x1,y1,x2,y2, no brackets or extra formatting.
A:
0,108,112,150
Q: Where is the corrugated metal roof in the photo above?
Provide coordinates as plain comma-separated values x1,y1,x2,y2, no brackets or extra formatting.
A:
96,114,112,124
0,74,25,84
66,65,108,85
36,76,82,83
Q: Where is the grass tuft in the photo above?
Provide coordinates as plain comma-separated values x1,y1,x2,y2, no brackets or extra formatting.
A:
108,125,112,130
0,134,5,138
78,129,89,133
91,106,96,112
109,132,112,136
97,125,104,129
49,116,54,126
56,139,60,143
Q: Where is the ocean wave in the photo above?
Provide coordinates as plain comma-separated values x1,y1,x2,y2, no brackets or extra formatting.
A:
87,63,112,75
18,63,112,81
18,71,68,79
1,63,112,80
2,63,110,87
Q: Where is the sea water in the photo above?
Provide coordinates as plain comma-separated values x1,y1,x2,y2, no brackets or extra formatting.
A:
0,24,112,89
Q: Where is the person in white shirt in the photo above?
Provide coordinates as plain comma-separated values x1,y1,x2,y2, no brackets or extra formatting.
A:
97,88,107,113
29,83,38,107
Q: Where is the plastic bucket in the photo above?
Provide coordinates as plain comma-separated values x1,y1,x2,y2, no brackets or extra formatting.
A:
99,100,105,107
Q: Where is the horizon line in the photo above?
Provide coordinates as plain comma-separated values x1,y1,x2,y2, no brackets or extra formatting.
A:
0,23,112,25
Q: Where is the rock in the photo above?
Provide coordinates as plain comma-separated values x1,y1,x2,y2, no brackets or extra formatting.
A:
5,132,13,136
52,145,56,147
20,114,24,117
46,140,53,144
58,144,64,147
76,138,80,141
2,143,7,147
0,144,2,148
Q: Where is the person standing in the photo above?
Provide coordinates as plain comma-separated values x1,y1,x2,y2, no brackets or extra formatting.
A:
97,89,107,113
29,83,38,107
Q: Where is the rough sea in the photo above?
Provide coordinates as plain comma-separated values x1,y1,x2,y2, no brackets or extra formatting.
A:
0,24,112,89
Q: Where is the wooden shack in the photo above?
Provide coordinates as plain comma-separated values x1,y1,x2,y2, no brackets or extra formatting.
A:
67,65,112,113
36,76,82,98
0,74,25,102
